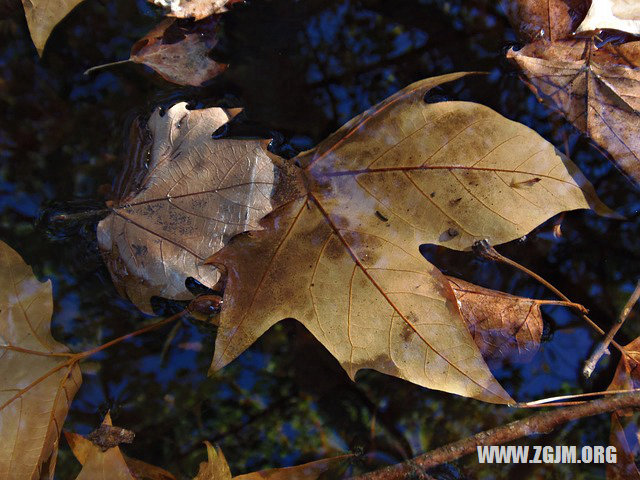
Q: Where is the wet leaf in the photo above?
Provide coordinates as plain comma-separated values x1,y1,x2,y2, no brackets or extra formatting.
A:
0,239,82,480
206,72,611,404
130,17,227,87
149,0,243,20
607,338,640,479
577,0,640,34
20,0,85,55
448,277,543,363
505,0,591,42
97,102,302,313
66,413,176,480
508,39,640,184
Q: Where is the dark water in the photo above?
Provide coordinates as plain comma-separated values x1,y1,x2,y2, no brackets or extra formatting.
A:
1,0,639,478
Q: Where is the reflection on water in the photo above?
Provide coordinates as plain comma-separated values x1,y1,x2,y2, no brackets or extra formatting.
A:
1,0,639,478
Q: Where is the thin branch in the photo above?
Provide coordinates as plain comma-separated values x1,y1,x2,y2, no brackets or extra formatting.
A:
352,391,640,480
472,239,623,353
583,280,640,378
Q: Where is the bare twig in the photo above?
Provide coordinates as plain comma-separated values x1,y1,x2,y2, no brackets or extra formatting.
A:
472,239,624,354
352,391,640,480
583,280,640,378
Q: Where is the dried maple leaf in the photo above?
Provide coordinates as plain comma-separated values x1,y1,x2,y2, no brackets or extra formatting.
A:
97,102,301,313
606,338,640,479
20,0,85,55
149,0,243,19
505,0,591,42
0,239,82,479
508,39,640,184
206,72,612,404
65,413,176,480
577,0,640,34
448,277,543,363
130,17,227,87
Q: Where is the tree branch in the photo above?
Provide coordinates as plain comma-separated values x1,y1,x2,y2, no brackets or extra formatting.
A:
352,391,640,480
583,280,640,377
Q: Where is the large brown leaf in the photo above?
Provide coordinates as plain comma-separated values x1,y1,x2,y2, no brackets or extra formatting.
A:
505,0,591,42
20,0,85,55
448,277,543,363
577,0,640,34
206,72,612,404
508,39,640,184
97,102,302,313
0,240,82,479
130,17,227,87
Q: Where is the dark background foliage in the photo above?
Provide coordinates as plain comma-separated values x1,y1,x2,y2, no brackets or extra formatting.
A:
1,0,639,478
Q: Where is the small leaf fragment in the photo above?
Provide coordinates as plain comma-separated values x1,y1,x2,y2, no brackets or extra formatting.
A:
66,414,175,480
193,442,232,480
149,0,243,20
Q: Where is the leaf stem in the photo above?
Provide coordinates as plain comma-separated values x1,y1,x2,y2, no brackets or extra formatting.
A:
84,58,133,75
583,280,640,378
76,310,187,359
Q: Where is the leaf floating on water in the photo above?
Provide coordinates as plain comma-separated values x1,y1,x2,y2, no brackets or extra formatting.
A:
97,102,304,313
448,277,543,364
0,239,82,479
508,39,640,184
577,0,640,35
207,72,612,404
130,17,227,87
20,0,85,55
